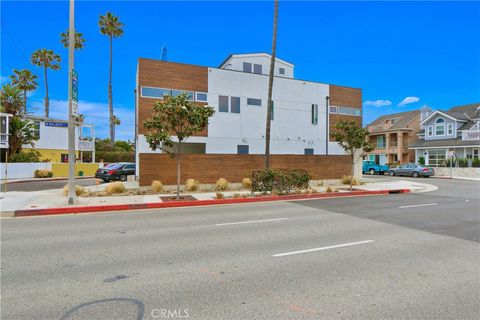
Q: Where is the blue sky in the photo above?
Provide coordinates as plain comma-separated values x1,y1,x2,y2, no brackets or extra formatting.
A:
1,1,479,141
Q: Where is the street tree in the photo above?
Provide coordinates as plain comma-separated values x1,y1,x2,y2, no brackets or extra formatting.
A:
99,11,124,149
143,94,215,199
331,120,374,191
30,49,61,118
9,69,38,113
0,83,24,115
60,29,86,49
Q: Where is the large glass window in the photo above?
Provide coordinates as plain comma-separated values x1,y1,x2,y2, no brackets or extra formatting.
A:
231,97,240,113
428,149,446,167
247,98,262,106
141,87,170,98
435,118,445,135
311,104,318,125
338,106,361,116
253,64,262,74
219,96,229,112
376,136,385,148
243,62,252,73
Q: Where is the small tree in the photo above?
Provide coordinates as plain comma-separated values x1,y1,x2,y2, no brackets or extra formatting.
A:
143,94,215,199
331,120,373,191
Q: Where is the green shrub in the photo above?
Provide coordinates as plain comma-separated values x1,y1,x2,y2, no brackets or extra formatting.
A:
473,158,480,168
458,158,469,168
251,169,311,194
418,156,425,165
9,150,41,163
34,169,53,178
95,151,134,163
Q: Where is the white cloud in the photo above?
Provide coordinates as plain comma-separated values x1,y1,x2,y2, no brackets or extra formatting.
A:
29,99,134,141
398,96,420,106
363,100,392,107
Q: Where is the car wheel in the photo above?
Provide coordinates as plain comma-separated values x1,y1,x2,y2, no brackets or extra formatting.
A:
120,174,127,182
389,170,395,176
412,171,419,178
369,169,376,175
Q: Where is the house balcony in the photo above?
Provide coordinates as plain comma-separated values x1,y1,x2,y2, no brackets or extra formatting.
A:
462,129,480,141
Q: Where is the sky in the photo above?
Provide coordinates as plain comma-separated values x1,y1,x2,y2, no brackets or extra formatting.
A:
1,1,479,141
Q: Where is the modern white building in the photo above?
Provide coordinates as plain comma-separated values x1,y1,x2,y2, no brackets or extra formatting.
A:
135,53,363,171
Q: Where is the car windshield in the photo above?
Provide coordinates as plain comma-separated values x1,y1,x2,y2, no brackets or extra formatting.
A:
105,163,123,170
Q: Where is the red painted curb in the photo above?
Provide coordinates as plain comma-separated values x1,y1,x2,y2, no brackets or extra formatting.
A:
14,189,410,217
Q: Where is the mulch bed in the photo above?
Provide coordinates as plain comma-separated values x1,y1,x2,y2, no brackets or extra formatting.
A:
159,195,197,202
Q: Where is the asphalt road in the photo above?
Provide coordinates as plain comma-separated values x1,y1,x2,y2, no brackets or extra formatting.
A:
1,178,98,192
1,178,479,319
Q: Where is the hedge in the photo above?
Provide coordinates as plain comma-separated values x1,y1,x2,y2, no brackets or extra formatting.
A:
251,169,311,194
95,151,134,163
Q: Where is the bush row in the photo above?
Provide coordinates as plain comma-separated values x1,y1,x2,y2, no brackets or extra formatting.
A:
96,151,134,163
251,169,311,194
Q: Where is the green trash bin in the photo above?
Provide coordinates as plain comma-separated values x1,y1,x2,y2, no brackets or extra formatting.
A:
78,171,84,176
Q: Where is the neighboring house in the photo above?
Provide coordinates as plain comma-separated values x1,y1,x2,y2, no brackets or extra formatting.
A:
366,110,421,164
21,115,95,163
410,103,480,166
0,113,13,162
135,53,363,177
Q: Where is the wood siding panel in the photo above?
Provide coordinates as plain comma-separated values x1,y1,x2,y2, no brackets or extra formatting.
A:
329,85,362,141
137,59,209,135
139,154,352,186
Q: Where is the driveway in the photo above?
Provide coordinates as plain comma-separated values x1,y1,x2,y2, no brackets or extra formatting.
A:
1,178,98,192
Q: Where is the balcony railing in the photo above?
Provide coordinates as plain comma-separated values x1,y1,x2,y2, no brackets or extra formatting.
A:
462,130,480,141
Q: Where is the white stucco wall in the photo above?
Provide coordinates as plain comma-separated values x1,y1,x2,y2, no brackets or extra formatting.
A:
221,54,294,78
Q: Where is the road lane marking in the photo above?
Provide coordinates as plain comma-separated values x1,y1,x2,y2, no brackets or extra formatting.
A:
399,203,438,209
215,217,288,226
272,240,374,257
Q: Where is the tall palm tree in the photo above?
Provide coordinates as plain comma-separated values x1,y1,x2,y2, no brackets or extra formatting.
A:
0,83,24,116
264,0,278,169
60,29,86,49
99,12,124,149
9,69,38,113
30,49,61,118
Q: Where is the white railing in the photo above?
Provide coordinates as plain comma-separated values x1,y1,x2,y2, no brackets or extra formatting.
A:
462,130,480,141
0,134,7,149
78,139,94,150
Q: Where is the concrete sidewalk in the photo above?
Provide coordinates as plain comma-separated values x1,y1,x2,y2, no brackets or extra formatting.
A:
0,180,434,217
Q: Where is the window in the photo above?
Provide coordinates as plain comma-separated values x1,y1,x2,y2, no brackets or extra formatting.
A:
61,154,69,163
219,95,229,112
196,92,208,102
141,86,170,98
376,136,385,148
270,101,274,120
447,123,453,135
243,62,252,73
279,67,285,75
338,106,361,116
428,126,433,137
311,104,318,125
237,145,249,154
390,119,397,124
171,90,194,100
247,98,262,106
435,118,445,135
231,97,240,113
304,148,314,155
125,164,135,170
33,121,40,139
428,149,446,167
253,64,262,74
329,106,337,114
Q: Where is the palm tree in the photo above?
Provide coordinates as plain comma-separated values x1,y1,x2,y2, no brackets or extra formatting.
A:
30,49,61,118
99,12,124,149
264,0,278,169
60,29,86,49
0,83,24,116
9,69,38,113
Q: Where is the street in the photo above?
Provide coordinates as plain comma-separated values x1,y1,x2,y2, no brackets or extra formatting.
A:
1,178,479,319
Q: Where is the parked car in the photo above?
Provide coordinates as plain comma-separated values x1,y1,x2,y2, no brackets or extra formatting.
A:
362,160,389,175
95,162,135,182
388,163,435,178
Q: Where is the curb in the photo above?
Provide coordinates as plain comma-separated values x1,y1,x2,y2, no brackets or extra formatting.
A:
3,176,95,184
14,189,410,217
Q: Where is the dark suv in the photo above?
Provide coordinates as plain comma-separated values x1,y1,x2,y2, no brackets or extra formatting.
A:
95,162,135,182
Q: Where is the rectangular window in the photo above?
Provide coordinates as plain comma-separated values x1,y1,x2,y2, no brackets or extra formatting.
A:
247,98,262,106
447,123,453,135
141,86,170,98
304,148,314,155
253,64,262,74
61,154,69,163
338,106,361,116
219,95,229,112
376,136,385,148
279,67,285,75
329,106,337,114
237,145,249,154
427,126,433,137
435,124,445,136
33,121,40,139
243,62,252,73
311,104,318,125
230,97,240,113
428,149,447,167
270,101,274,120
171,90,194,100
196,92,208,102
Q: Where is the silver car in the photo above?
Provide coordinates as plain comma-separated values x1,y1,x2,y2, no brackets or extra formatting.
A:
388,163,435,178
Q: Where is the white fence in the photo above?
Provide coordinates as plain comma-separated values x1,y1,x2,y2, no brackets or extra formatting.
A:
0,163,52,179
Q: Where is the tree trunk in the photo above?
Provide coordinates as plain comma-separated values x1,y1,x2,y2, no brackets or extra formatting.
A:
264,0,278,170
23,90,27,114
176,142,182,199
108,35,114,150
44,66,49,118
350,152,354,191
